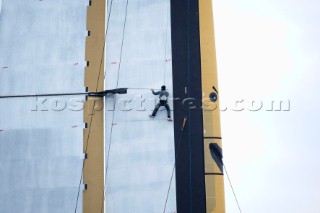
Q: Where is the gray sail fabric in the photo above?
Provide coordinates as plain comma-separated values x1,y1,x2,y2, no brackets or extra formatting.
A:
104,0,176,212
0,1,87,212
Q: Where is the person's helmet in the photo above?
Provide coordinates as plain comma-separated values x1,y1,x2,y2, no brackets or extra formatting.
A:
161,85,166,90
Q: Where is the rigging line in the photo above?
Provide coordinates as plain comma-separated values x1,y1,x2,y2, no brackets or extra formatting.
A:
223,164,242,213
115,0,129,89
0,92,88,99
187,0,193,211
100,95,116,213
101,0,129,212
126,87,170,90
103,0,115,81
163,0,170,86
163,117,187,213
74,100,97,213
162,132,183,213
97,0,115,88
95,40,106,92
74,0,116,211
127,87,153,90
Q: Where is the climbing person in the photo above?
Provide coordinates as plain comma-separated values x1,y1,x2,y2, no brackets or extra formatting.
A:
149,85,172,121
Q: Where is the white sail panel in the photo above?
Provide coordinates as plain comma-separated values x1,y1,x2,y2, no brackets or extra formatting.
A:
104,0,176,212
0,1,87,212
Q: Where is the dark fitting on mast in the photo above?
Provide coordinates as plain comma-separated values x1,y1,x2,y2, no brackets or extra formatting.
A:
88,88,128,97
209,85,219,102
209,143,224,174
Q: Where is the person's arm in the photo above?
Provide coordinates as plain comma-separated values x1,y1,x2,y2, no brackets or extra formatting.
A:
151,89,160,95
165,91,169,97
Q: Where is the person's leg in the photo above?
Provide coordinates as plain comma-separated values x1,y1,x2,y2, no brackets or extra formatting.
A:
165,103,171,118
152,103,161,116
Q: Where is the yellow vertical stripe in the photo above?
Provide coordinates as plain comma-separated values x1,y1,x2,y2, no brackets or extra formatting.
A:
199,0,226,212
83,0,105,212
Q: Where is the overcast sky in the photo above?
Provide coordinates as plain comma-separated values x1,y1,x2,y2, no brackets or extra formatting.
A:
213,0,320,212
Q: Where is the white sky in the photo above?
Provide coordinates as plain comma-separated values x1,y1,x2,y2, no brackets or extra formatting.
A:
213,0,320,212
